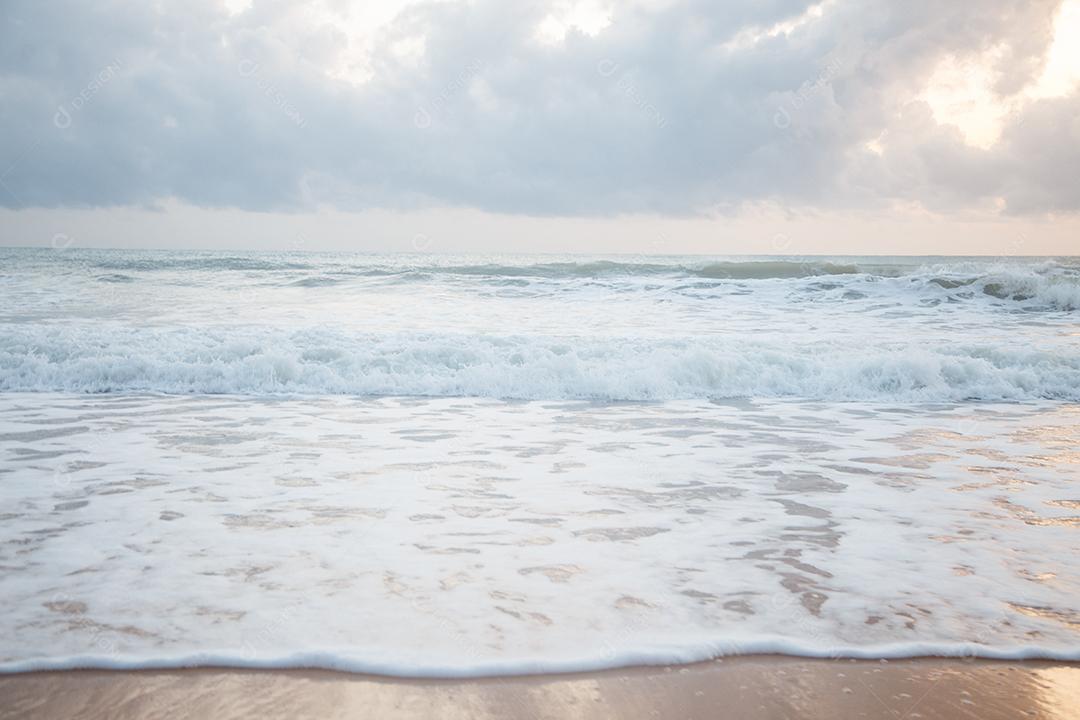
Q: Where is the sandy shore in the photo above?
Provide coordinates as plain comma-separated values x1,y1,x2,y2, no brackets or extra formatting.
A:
1,656,1078,719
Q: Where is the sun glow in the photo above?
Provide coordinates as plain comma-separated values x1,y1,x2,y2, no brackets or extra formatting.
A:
534,0,613,45
920,0,1080,149
1028,0,1080,99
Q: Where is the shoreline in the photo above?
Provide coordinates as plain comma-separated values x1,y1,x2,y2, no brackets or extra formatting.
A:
2,656,1078,719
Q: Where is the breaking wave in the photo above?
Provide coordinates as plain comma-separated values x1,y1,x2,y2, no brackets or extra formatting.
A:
2,326,1078,401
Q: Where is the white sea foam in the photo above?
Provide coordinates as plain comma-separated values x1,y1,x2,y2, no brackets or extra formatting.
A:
5,641,1080,677
1,395,1078,675
2,326,1078,400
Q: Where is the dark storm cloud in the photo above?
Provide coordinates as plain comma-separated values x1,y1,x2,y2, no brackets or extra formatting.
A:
0,0,1075,216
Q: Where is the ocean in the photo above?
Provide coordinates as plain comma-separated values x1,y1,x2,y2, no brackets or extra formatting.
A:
1,248,1078,674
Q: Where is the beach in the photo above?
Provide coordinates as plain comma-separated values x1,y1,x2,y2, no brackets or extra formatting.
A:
3,657,1079,719
6,0,1080,712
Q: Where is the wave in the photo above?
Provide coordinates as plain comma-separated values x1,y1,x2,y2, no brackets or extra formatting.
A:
976,276,1079,307
416,262,1080,309
13,248,1074,275
287,276,344,287
346,264,1080,308
148,265,1080,310
3,327,1077,401
2,639,1078,676
10,249,1078,308
83,256,317,272
55,257,869,280
379,260,862,279
696,261,861,279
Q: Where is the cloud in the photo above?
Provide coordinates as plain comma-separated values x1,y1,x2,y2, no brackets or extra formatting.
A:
0,0,1076,217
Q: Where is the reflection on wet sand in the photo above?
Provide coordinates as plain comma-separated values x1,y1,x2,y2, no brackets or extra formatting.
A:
0,657,1077,720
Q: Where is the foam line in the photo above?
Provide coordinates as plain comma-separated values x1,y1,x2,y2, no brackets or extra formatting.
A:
4,641,1080,677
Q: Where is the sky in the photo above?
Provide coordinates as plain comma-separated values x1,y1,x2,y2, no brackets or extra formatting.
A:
1,0,1079,255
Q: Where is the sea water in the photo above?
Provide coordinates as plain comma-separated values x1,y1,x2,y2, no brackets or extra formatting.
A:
0,249,1077,674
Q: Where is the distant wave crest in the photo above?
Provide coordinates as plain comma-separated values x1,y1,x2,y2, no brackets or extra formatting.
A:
19,250,1080,309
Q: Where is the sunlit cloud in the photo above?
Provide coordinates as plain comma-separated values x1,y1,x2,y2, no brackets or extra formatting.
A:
720,0,834,53
534,0,613,45
1028,0,1080,99
919,0,1080,149
920,48,1013,150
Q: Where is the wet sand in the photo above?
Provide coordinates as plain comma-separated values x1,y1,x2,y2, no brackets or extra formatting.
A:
1,656,1078,719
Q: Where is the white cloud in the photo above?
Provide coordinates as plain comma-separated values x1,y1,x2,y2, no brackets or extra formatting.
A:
0,0,1077,218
